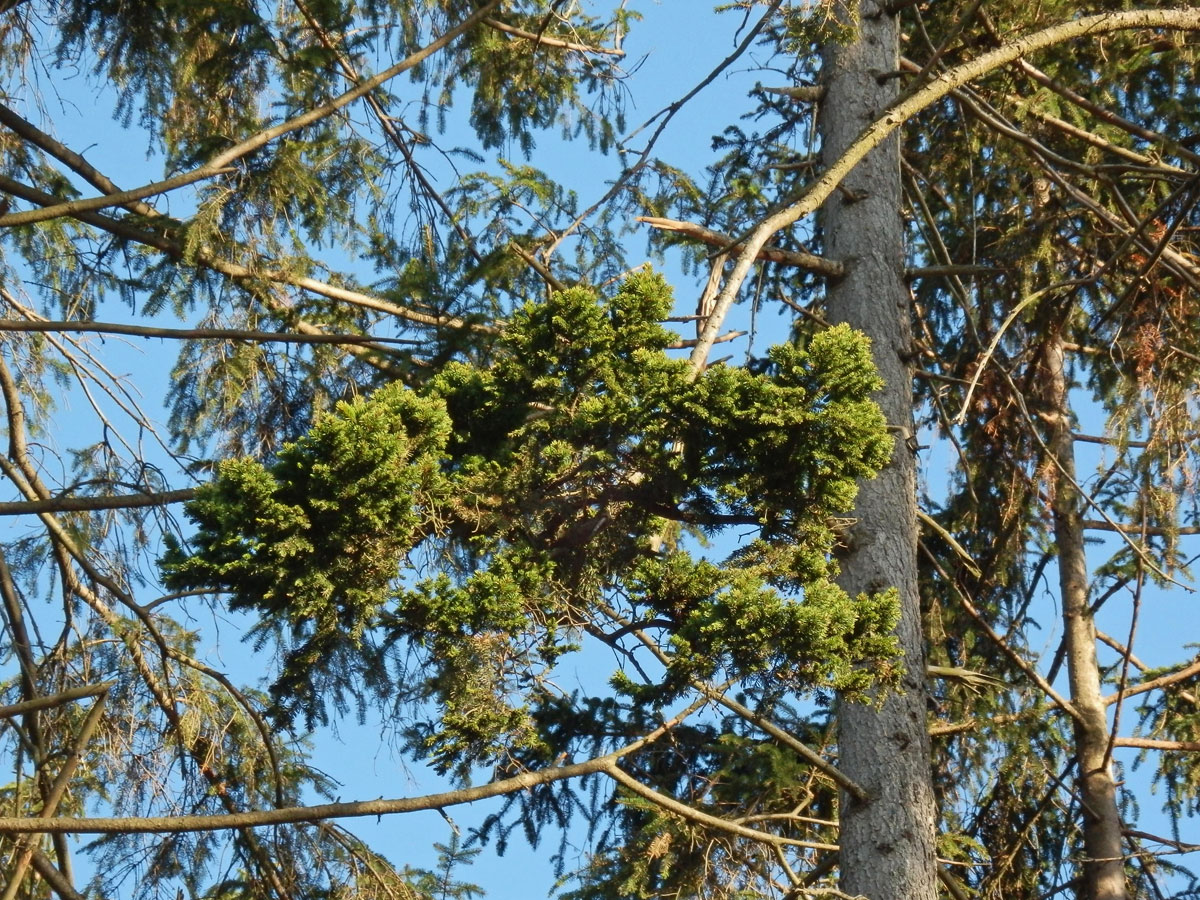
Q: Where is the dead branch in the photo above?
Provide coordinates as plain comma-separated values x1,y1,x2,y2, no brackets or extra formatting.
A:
637,216,844,278
484,17,625,56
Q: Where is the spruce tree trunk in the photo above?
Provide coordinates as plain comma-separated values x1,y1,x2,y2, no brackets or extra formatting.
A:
819,2,938,897
1044,334,1128,900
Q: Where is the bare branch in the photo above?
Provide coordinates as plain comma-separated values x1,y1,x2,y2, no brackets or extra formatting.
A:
0,489,195,516
1111,737,1200,752
605,764,840,851
0,696,710,837
1104,657,1200,706
637,216,844,277
1083,519,1200,536
761,84,824,103
0,318,417,346
929,710,1030,737
0,682,115,719
483,17,625,56
1123,829,1200,854
906,264,1006,280
666,329,746,350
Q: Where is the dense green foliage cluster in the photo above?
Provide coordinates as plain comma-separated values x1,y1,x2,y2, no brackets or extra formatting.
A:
4,1,1200,898
163,272,899,767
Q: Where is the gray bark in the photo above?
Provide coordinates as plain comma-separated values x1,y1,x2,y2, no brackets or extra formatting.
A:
819,2,938,897
1044,335,1128,900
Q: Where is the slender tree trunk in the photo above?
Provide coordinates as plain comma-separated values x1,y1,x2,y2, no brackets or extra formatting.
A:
1044,333,1128,900
820,3,938,897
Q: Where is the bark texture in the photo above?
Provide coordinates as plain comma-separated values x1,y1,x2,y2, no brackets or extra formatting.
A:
1044,334,1128,900
819,3,938,897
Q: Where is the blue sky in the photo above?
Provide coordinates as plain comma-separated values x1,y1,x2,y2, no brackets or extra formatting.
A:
3,2,1198,896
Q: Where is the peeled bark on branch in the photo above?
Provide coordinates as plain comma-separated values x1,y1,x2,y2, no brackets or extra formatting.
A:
761,84,824,102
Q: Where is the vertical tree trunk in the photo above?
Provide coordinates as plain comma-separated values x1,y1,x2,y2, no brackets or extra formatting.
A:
1043,334,1128,900
819,3,938,898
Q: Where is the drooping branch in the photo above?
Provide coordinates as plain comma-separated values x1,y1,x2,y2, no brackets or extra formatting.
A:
920,541,1081,720
0,701,697,836
700,686,868,804
0,457,294,894
508,239,564,291
2,692,108,899
0,318,416,347
1021,102,1188,173
0,173,483,336
1013,57,1200,167
0,1,502,228
1042,164,1200,287
545,0,784,263
28,847,86,900
0,77,479,341
292,0,487,273
948,299,1188,590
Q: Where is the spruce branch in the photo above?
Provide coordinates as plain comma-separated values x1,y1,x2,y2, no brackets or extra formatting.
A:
0,173,483,337
0,1,503,228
